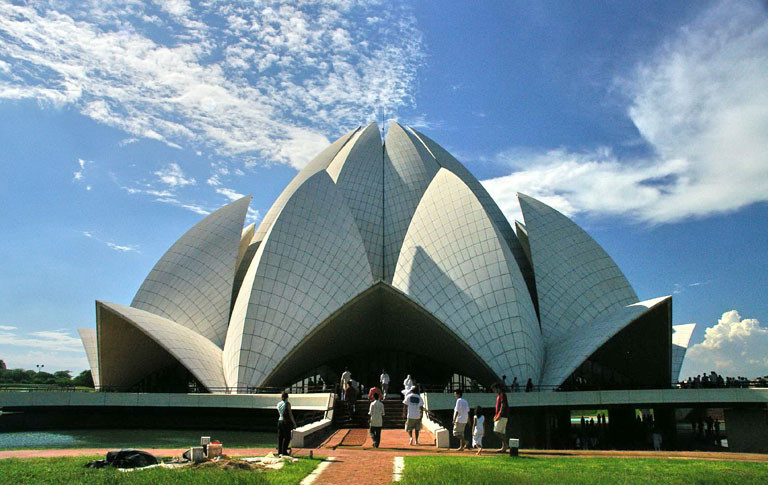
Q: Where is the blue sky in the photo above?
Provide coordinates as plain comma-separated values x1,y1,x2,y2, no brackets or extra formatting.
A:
1,0,766,379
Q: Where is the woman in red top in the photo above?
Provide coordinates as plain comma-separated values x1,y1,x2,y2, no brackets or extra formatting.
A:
492,383,509,452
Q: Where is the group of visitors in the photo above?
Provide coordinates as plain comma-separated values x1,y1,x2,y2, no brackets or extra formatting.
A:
680,371,753,389
502,375,534,392
450,382,510,454
277,372,520,455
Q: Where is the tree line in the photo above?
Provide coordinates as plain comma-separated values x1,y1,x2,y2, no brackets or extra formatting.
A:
0,360,94,388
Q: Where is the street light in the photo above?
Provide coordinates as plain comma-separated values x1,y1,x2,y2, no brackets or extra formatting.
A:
36,364,44,373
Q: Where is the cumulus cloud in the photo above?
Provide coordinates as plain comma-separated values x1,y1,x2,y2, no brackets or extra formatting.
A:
0,1,424,170
482,1,768,224
682,310,768,379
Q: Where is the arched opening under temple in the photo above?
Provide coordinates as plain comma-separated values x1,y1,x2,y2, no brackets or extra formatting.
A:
262,282,502,392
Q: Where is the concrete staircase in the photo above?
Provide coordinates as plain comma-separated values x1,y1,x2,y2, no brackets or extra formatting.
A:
332,398,406,429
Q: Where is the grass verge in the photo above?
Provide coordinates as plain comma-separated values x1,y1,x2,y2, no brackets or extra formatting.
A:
0,455,318,485
401,455,768,485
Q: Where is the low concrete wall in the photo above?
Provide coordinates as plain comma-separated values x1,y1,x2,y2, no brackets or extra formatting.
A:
291,418,332,448
422,414,450,448
0,392,335,411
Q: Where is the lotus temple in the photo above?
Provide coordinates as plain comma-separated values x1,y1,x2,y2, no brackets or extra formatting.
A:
77,122,695,394
3,122,767,453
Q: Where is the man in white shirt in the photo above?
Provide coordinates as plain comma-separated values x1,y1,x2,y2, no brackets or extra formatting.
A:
380,369,390,397
402,387,424,445
368,391,385,448
452,389,470,451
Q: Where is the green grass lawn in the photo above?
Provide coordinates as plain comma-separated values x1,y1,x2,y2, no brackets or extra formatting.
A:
401,455,768,485
0,456,318,485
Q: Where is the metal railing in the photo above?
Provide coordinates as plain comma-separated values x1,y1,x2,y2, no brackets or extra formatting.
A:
3,380,766,394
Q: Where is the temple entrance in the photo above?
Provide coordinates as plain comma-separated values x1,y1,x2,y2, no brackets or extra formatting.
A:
263,282,500,390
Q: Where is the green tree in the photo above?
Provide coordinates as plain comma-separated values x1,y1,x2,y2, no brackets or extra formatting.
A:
72,370,94,388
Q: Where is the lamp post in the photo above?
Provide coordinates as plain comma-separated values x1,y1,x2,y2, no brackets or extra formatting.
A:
36,364,44,373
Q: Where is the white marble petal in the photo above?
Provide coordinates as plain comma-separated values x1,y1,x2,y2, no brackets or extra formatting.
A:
393,168,543,383
518,193,638,344
224,171,374,388
131,196,251,347
77,328,100,388
97,301,226,391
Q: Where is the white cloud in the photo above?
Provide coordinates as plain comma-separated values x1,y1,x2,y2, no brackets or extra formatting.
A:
72,158,92,187
0,329,84,353
0,325,17,331
105,242,139,252
154,162,196,187
682,310,768,379
119,137,139,146
154,197,210,215
482,1,768,225
0,349,89,373
215,187,245,202
0,1,424,170
81,230,140,253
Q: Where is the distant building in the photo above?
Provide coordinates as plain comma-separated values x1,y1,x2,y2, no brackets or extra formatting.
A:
79,122,692,392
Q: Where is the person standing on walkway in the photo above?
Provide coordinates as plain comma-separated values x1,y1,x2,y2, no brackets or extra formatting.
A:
473,406,485,455
403,387,424,445
452,389,470,451
340,367,351,399
276,392,296,456
492,383,509,453
368,392,385,448
380,369,390,397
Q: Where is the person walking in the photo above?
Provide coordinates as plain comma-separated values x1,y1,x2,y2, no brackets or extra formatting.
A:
452,389,470,451
369,392,385,448
276,392,296,456
368,383,383,401
492,383,509,453
403,387,424,445
345,380,358,414
380,369,390,396
473,406,485,455
402,374,414,395
340,367,351,399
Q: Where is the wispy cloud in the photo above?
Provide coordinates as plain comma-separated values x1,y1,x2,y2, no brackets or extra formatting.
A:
0,1,424,170
154,162,195,187
119,137,139,147
0,349,89,373
153,197,210,216
0,325,17,331
672,281,712,295
81,230,140,253
482,1,768,225
73,158,92,190
0,328,84,353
